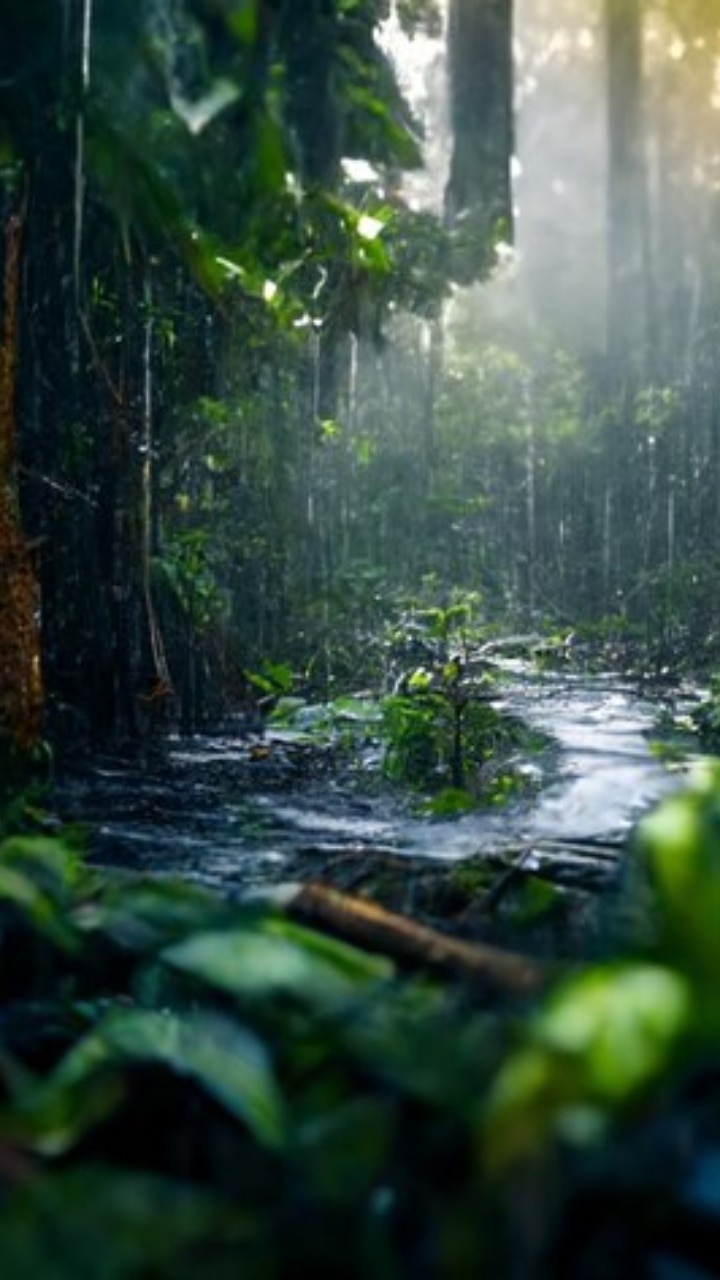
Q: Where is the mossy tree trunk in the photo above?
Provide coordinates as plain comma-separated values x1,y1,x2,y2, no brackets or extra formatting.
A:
0,199,43,753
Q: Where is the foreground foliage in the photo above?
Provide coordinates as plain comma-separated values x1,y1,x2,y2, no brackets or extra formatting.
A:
2,767,720,1274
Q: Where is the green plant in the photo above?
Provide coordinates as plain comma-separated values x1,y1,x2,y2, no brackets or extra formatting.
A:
5,765,720,1272
0,827,502,1274
381,655,521,797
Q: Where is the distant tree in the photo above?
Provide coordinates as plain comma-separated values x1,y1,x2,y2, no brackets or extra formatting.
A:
445,0,514,281
605,0,648,382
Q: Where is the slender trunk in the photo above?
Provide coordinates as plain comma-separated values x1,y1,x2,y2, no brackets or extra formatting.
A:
140,276,173,709
0,200,44,752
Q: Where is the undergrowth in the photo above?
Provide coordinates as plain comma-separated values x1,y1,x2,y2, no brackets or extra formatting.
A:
1,765,720,1272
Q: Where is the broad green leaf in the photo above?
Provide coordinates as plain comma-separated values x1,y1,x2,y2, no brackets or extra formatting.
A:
485,964,691,1168
0,835,85,897
0,865,79,950
341,988,490,1109
637,762,720,978
0,1065,124,1157
8,1009,286,1153
163,919,393,1009
247,661,293,696
266,918,393,984
76,876,233,952
537,965,689,1096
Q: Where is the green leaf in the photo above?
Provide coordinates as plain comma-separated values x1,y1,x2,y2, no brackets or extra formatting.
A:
0,1167,258,1280
0,1061,124,1157
7,1009,286,1153
485,963,691,1168
637,761,720,979
225,0,259,44
421,788,476,818
0,852,81,950
0,835,85,898
76,876,234,953
163,918,393,1009
267,917,393,984
247,661,294,696
537,965,689,1096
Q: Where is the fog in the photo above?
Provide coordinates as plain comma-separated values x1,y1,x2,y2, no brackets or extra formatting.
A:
361,1,720,646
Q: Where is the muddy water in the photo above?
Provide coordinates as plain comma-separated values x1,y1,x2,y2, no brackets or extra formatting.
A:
56,670,697,895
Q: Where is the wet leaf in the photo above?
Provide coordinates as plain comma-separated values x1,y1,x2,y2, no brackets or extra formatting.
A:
76,877,233,953
9,1008,286,1153
537,965,690,1095
637,763,720,979
163,918,393,1009
0,865,79,951
0,835,85,899
485,964,691,1168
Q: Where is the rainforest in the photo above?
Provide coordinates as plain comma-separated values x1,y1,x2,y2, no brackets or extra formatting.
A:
3,1,720,1275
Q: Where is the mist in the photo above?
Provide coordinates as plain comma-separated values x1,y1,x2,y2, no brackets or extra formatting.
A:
350,0,720,660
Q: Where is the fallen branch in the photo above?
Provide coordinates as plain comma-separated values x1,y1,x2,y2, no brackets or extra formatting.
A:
287,881,544,995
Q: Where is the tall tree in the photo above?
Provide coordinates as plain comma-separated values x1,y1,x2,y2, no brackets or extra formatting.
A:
605,0,648,379
445,0,514,281
1,0,454,741
0,195,43,755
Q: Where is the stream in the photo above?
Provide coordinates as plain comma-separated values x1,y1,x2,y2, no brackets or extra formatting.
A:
56,667,701,900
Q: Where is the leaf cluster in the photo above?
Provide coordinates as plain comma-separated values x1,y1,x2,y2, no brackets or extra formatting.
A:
3,767,720,1270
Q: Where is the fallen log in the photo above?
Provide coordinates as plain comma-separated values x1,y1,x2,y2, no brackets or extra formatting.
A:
285,880,544,995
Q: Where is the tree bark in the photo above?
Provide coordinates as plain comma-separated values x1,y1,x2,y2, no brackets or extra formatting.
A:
605,0,647,380
288,881,544,995
0,199,44,752
445,0,514,281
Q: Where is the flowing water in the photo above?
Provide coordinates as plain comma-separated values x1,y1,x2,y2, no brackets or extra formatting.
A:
56,668,699,897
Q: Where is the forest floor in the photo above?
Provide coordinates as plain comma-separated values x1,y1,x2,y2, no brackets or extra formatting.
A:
53,662,705,968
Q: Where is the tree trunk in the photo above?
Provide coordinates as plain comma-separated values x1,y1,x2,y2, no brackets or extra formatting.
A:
605,0,647,381
445,0,514,282
0,199,44,753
